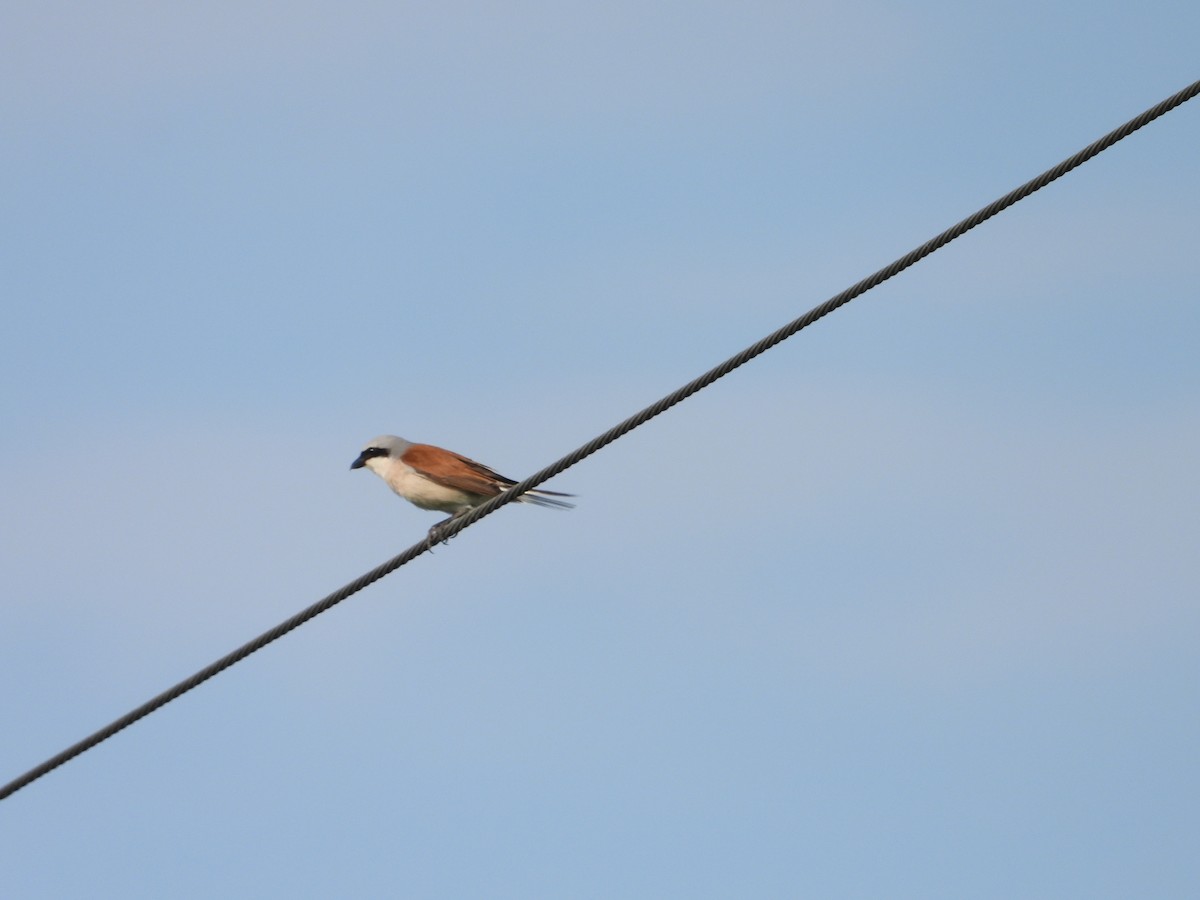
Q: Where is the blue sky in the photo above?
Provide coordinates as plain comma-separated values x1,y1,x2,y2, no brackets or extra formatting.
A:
2,2,1198,897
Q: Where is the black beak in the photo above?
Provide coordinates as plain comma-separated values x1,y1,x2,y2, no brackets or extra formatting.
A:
351,446,387,470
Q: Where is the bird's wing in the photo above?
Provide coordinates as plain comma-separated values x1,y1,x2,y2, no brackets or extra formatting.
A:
402,444,515,497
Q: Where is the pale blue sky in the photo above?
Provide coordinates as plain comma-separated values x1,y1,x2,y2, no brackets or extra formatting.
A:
2,3,1198,898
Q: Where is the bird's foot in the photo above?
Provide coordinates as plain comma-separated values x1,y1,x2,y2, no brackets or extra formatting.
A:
425,517,456,550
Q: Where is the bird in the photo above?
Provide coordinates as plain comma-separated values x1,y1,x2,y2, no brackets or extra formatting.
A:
351,434,574,544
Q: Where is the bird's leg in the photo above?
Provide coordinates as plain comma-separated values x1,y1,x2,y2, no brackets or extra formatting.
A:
425,511,467,549
424,519,449,550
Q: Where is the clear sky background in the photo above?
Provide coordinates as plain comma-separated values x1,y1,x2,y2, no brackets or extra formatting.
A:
2,3,1198,898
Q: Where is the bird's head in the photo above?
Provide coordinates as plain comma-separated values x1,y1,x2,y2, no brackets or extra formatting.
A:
350,435,411,472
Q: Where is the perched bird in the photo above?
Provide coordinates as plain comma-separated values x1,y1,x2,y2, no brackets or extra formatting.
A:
351,434,574,543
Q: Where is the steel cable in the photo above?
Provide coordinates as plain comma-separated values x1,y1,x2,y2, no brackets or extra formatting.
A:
3,76,1197,804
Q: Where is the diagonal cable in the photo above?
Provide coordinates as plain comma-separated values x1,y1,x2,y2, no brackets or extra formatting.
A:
2,77,1197,804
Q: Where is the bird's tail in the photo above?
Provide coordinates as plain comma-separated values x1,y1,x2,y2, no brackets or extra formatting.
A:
518,489,576,510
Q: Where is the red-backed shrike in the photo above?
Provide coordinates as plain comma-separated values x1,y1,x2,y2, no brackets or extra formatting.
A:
351,435,573,542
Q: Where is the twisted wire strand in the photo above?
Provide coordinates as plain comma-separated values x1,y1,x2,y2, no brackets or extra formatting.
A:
3,77,1196,804
436,78,1200,540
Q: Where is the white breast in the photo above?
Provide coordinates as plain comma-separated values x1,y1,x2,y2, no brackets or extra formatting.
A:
367,457,475,513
